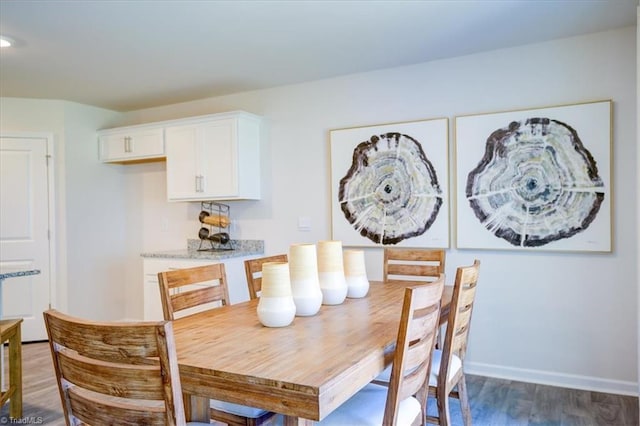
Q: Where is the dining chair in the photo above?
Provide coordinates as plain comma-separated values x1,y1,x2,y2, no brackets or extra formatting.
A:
426,260,481,426
320,275,445,425
383,248,445,284
383,248,448,349
244,254,288,300
158,264,278,426
43,309,210,426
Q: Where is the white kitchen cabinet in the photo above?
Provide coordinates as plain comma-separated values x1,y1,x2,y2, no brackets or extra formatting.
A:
142,256,256,321
98,126,164,163
165,112,261,201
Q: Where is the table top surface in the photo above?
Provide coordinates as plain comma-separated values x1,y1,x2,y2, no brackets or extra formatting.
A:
173,280,452,421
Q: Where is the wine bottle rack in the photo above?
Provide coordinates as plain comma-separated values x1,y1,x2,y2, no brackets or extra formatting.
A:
197,201,234,251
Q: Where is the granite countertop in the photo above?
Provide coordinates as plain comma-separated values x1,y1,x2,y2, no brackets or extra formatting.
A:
141,239,264,260
0,269,41,281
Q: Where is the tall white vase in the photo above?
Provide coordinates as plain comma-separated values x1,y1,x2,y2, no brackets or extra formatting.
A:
317,240,348,305
344,249,370,298
289,244,323,316
257,262,296,327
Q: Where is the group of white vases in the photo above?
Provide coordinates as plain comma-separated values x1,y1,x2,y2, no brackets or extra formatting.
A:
257,240,370,328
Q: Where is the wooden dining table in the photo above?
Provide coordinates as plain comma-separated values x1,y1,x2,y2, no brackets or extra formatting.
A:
172,280,453,425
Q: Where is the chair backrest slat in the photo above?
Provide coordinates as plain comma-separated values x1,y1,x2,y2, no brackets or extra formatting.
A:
244,254,288,299
158,263,230,320
67,386,167,425
383,248,445,283
43,309,185,426
170,284,228,313
384,275,445,424
57,349,165,399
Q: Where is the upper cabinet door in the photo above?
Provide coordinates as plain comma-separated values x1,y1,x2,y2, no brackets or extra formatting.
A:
99,127,164,163
198,119,238,198
165,113,261,201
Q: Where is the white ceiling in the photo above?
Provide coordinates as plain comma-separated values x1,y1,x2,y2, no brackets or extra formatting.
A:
0,0,637,112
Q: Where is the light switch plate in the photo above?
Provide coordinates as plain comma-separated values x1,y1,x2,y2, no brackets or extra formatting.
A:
298,216,311,231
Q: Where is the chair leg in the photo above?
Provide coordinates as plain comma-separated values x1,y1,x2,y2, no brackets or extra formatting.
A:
435,325,444,349
457,376,472,426
436,386,451,426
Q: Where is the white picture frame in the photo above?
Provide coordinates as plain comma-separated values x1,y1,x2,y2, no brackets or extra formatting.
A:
330,118,449,248
455,100,612,252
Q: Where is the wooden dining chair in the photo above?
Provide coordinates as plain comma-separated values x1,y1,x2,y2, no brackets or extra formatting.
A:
426,260,481,426
244,254,288,300
43,309,210,426
383,248,447,349
158,264,278,426
319,275,445,425
383,248,445,284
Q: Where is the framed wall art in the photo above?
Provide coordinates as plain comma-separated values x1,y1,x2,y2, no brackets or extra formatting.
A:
455,100,612,252
330,117,449,248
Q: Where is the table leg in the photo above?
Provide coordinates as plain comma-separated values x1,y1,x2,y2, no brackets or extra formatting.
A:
283,415,316,425
8,324,21,418
188,395,210,422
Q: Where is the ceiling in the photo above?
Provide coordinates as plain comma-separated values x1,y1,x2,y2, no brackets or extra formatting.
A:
0,0,637,112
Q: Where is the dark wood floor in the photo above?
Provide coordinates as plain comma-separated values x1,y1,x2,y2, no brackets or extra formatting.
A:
2,342,638,425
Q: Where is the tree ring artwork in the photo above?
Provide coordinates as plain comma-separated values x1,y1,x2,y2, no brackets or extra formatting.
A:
456,101,611,252
331,119,449,248
339,132,442,244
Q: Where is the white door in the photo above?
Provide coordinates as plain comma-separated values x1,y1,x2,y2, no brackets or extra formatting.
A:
0,135,53,342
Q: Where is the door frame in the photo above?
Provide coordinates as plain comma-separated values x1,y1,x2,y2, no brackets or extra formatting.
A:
1,131,57,313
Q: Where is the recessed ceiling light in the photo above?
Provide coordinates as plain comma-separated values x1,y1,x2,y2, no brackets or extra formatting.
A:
0,36,15,48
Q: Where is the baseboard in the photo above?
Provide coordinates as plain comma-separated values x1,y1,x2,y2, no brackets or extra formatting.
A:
465,361,639,397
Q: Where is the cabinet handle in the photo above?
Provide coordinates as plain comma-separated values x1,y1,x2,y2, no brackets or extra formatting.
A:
200,175,206,193
195,175,205,192
124,136,133,153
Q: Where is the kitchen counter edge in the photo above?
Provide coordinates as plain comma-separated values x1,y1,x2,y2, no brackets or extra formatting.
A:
141,239,264,261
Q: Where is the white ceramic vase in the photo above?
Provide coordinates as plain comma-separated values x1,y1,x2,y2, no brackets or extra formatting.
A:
257,262,296,327
289,243,323,316
317,240,348,305
343,249,370,298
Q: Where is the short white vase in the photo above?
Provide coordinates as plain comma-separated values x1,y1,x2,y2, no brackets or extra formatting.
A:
344,249,370,298
317,240,348,305
289,243,323,316
257,262,296,327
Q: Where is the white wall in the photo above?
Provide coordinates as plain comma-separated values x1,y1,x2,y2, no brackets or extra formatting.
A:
61,102,132,319
115,27,637,395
